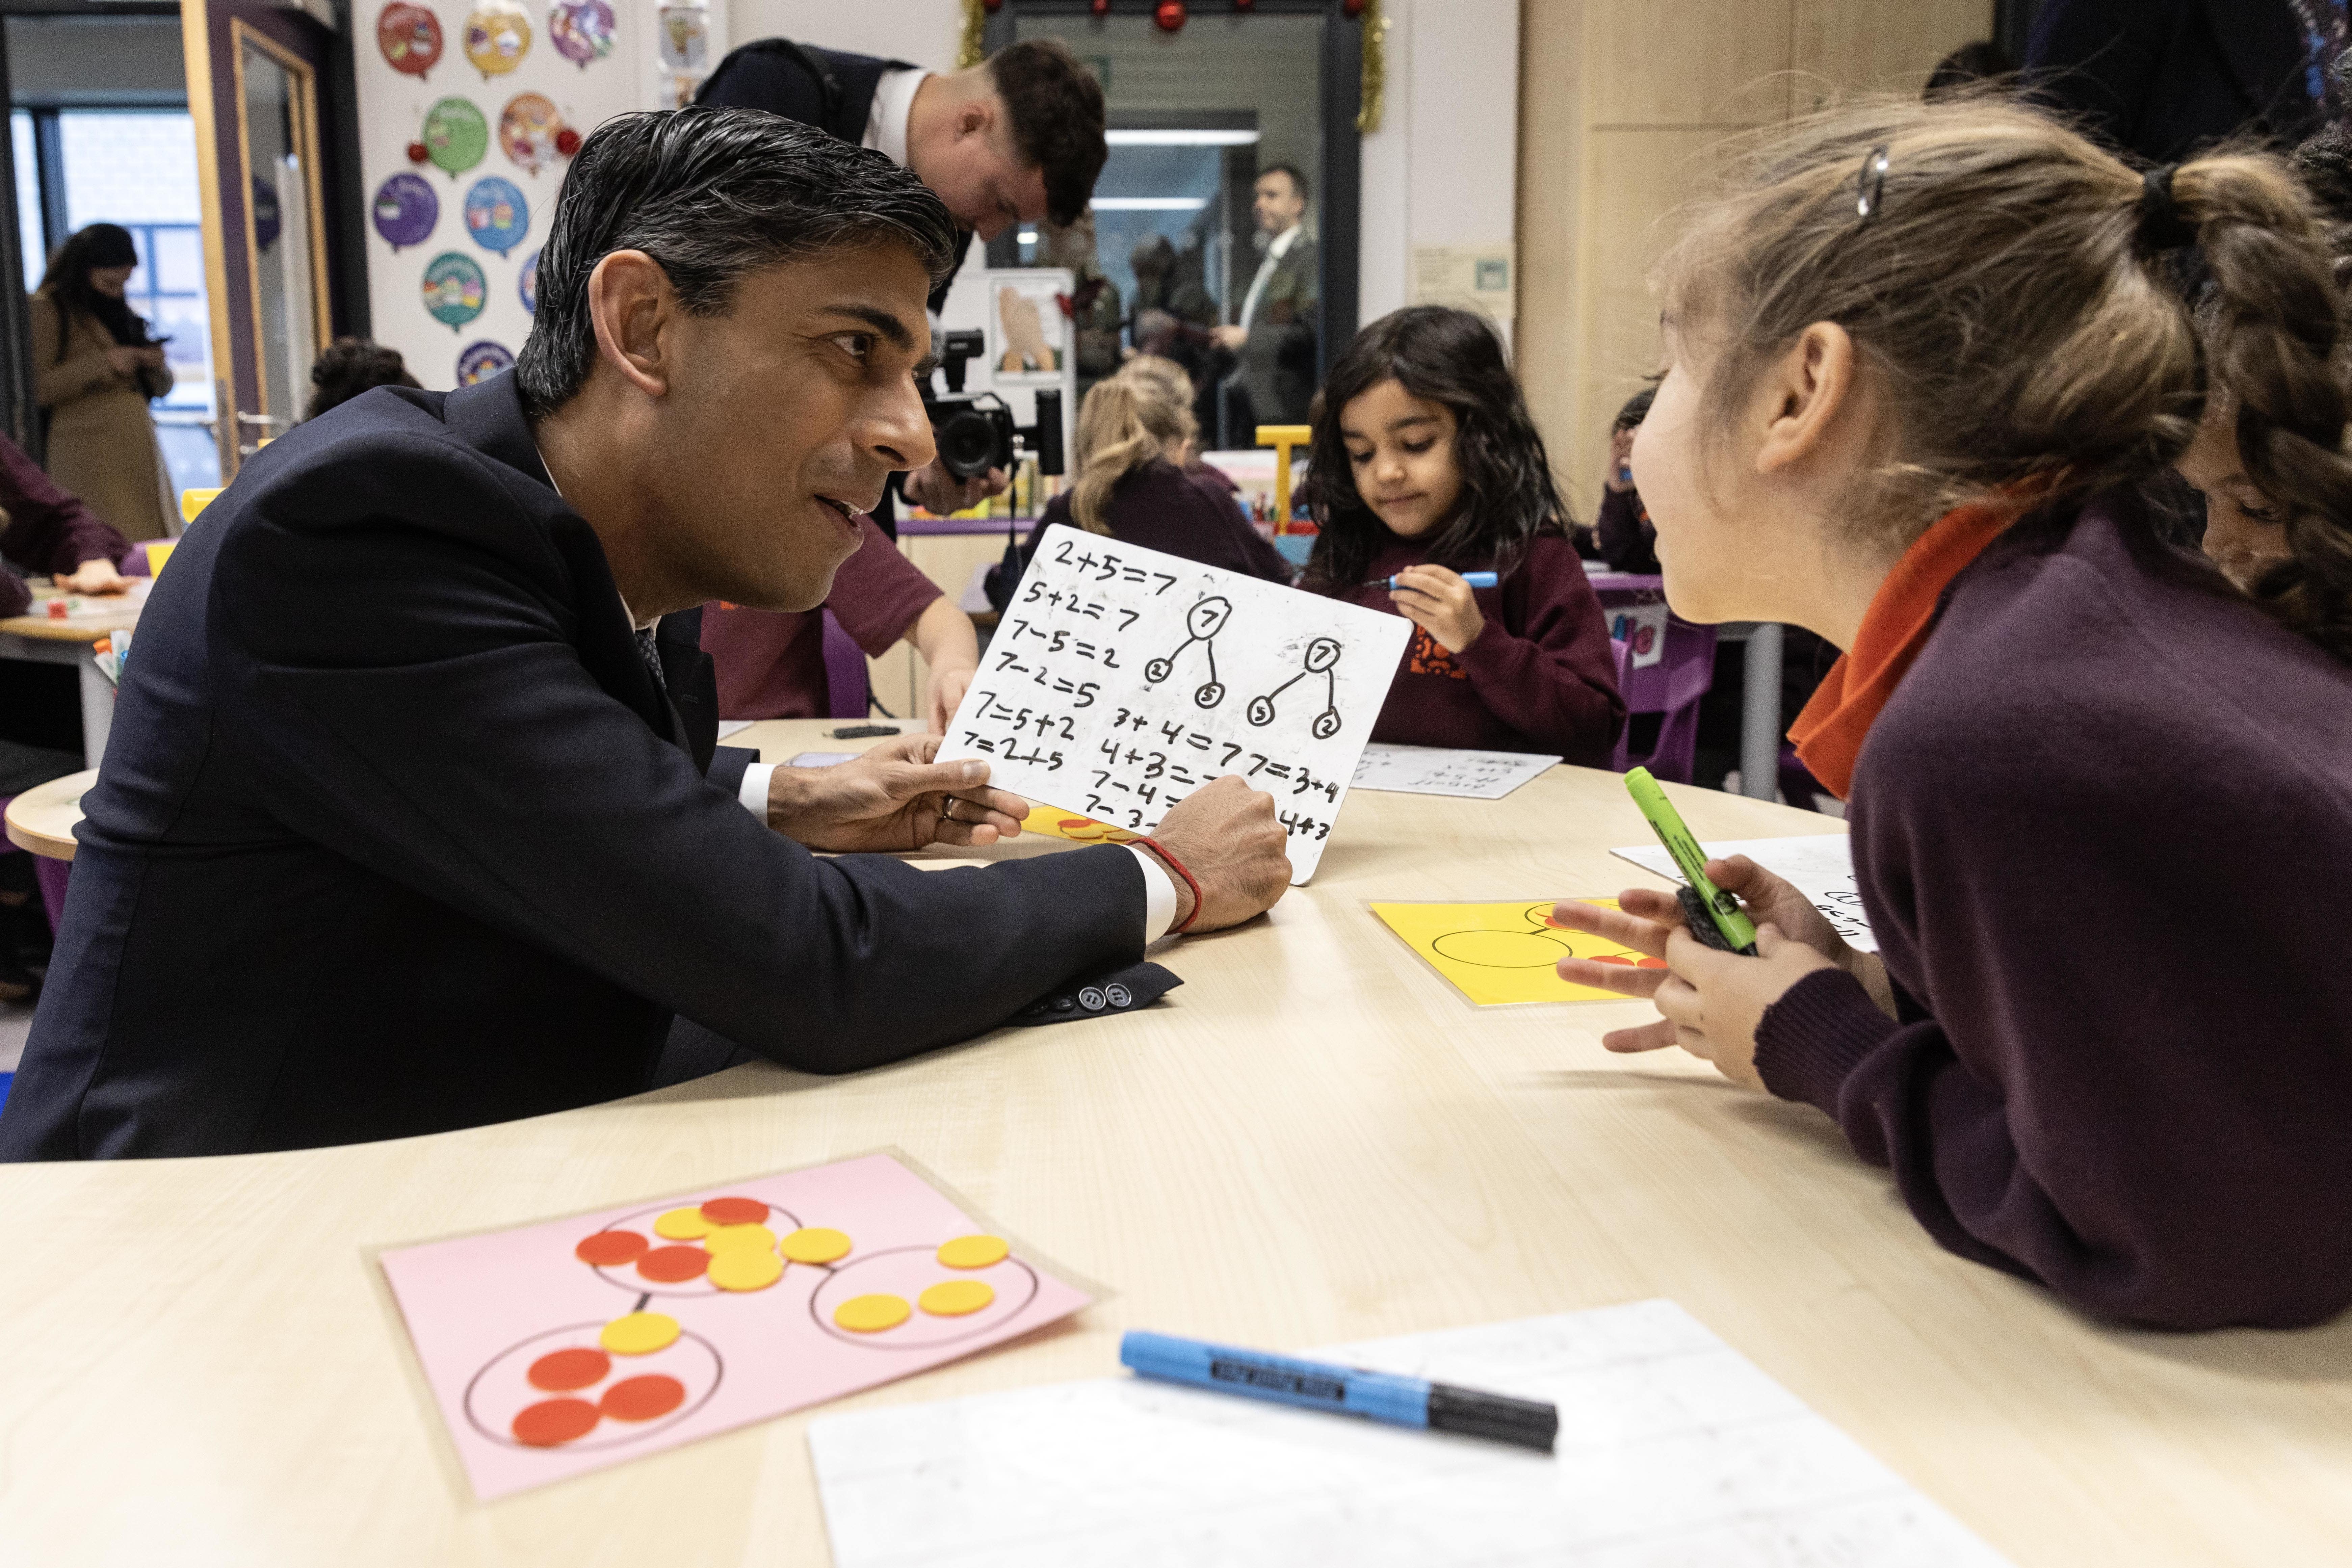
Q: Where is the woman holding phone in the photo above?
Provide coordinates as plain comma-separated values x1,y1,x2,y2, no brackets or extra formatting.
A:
31,224,175,542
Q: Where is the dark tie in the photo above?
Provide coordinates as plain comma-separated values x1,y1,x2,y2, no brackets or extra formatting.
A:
635,626,668,695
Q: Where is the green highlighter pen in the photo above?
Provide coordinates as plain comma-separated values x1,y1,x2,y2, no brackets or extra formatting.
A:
1624,766,1759,956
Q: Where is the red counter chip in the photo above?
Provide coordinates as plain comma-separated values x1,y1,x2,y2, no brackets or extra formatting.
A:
599,1374,686,1422
527,1347,611,1392
574,1229,650,1267
699,1196,767,1226
635,1245,709,1283
512,1398,601,1447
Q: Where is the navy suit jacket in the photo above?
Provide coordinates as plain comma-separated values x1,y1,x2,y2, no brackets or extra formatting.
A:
2025,0,2323,164
0,373,1143,1158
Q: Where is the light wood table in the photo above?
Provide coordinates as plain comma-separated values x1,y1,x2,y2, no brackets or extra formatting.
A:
0,582,143,768
2,765,95,859
2,718,2346,1565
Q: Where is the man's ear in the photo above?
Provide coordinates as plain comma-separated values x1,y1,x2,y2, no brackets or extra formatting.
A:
956,95,995,143
584,250,673,398
1753,321,1857,477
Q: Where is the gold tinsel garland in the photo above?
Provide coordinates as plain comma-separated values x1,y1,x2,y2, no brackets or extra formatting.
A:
958,0,988,71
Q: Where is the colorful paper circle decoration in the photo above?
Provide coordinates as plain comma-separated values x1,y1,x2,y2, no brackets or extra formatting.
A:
463,176,529,255
517,245,540,314
377,2,442,77
422,251,488,331
456,340,515,386
464,0,531,77
420,97,489,179
498,92,565,176
548,0,614,68
371,173,439,251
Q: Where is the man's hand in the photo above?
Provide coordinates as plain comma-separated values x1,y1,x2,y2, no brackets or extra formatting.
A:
925,661,976,735
1146,776,1290,933
903,459,1008,517
54,557,130,595
765,733,1026,853
1389,565,1486,655
1210,324,1249,351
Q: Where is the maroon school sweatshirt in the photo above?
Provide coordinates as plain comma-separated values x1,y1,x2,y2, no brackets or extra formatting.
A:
1318,532,1624,765
1754,497,2352,1330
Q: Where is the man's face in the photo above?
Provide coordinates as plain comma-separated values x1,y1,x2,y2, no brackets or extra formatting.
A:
1253,171,1304,237
638,242,937,613
916,104,1048,241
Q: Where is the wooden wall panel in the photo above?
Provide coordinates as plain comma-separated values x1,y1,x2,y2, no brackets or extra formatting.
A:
1792,0,1996,107
1517,0,1586,512
1584,0,1792,128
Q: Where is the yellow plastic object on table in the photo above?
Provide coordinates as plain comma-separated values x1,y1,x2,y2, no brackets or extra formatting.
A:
179,488,221,524
1255,424,1312,534
1370,898,1665,1007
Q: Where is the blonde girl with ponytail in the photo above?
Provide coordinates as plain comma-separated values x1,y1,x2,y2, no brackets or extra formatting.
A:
1019,355,1291,581
1548,97,2352,1331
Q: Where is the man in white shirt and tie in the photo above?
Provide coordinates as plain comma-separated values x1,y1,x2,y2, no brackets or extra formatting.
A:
1212,163,1321,434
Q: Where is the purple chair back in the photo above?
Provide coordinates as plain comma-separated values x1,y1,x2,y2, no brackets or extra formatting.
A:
1609,618,1718,783
1608,638,1634,770
819,610,869,721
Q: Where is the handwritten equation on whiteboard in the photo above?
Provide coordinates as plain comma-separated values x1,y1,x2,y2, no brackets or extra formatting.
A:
936,524,1412,883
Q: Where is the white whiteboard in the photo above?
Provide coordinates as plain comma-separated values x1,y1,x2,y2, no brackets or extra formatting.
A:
938,524,1412,882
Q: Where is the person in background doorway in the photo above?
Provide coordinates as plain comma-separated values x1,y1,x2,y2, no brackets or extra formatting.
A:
1595,386,1659,574
303,339,421,421
1050,212,1123,409
1212,164,1319,437
31,224,173,543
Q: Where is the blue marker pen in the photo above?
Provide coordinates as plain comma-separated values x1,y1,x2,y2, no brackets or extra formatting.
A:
1367,571,1500,590
1119,1331,1558,1452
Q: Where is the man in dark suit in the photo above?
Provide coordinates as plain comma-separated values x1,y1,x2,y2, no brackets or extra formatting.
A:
0,109,1287,1160
1213,164,1319,439
2024,0,2340,165
698,37,1106,521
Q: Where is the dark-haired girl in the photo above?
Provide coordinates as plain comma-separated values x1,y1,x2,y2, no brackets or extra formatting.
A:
32,224,173,541
1301,306,1623,763
1549,100,2352,1331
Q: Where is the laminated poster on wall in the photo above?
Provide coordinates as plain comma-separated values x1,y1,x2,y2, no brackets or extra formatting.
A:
464,0,531,78
498,93,565,176
457,341,514,386
657,1,707,72
377,1,443,77
372,172,439,250
423,251,487,330
988,271,1067,385
547,0,615,67
517,245,538,313
464,176,529,255
420,96,488,179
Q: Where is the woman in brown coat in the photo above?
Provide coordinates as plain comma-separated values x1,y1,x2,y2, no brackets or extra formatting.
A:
31,224,173,541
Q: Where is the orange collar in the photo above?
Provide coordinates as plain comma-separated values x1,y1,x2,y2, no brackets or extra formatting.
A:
1788,502,2013,800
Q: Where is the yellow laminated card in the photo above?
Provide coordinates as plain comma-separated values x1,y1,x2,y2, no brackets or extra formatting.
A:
1370,899,1666,1007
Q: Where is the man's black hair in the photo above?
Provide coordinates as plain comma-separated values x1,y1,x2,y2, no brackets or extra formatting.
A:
516,107,960,416
988,38,1107,229
1259,162,1311,204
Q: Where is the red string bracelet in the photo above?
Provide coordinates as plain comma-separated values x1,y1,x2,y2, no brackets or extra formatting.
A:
1135,835,1204,933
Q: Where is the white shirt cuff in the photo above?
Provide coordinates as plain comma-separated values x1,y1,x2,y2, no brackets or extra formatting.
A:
1127,844,1179,943
739,762,776,821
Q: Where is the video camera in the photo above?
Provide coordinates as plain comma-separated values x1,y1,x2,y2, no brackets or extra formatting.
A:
922,329,1064,480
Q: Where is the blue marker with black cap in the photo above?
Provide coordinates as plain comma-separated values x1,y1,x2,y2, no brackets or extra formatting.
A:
1119,1331,1558,1452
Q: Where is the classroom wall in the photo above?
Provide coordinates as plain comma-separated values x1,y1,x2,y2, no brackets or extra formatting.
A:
1515,0,1995,508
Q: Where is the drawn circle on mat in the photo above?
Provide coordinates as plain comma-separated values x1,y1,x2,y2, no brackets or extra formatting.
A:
464,1,531,76
1194,681,1224,708
463,176,529,254
1429,929,1568,969
779,1226,852,1264
548,0,615,66
700,1196,767,1226
527,1346,610,1391
420,97,488,178
455,340,513,386
810,1246,1039,1349
584,1198,803,1298
420,251,485,330
918,1280,995,1317
1245,695,1274,727
936,1234,1008,1270
832,1294,911,1333
464,1320,719,1451
377,1,442,76
370,172,438,249
512,1397,599,1446
707,1248,783,1292
600,1374,685,1422
1185,596,1231,639
1303,636,1341,673
635,1245,709,1284
497,91,563,175
1143,657,1172,683
703,1223,776,1255
1311,708,1341,740
517,244,539,313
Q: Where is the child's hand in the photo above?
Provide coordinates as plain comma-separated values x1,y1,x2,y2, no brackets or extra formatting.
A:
1388,565,1485,653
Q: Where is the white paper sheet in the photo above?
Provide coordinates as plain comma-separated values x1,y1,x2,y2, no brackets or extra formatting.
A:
715,718,754,740
809,1299,2007,1568
938,524,1412,882
1351,743,1560,801
1610,833,1876,953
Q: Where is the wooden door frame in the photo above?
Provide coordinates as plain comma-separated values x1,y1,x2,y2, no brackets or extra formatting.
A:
228,17,331,431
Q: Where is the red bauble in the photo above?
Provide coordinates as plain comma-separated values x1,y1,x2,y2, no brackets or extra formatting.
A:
1342,0,1366,15
1090,0,1109,11
406,140,429,164
1153,0,1184,31
982,0,1004,11
554,127,581,156
1234,0,1254,8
